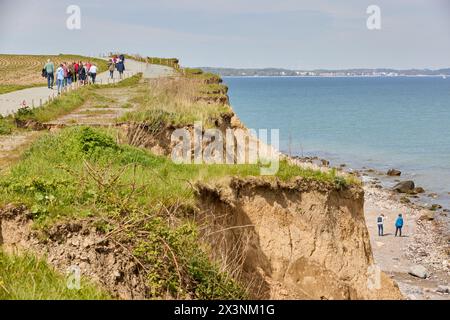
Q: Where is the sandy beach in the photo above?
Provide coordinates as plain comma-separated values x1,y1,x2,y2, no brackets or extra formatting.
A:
364,180,450,299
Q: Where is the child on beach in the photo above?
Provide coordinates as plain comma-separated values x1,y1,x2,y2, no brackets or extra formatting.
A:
395,214,404,237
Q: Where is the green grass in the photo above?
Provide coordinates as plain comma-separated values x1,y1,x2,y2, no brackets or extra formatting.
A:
0,127,354,227
0,127,354,299
0,115,15,135
0,250,110,300
0,127,253,298
184,68,222,84
123,55,180,70
119,76,232,129
0,84,44,94
13,74,142,124
93,73,142,89
15,89,89,124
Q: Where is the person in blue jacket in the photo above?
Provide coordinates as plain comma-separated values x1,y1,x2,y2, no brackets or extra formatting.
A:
116,60,125,79
395,214,404,237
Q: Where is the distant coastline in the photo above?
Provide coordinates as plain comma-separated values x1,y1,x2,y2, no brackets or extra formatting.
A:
221,75,450,78
199,67,450,78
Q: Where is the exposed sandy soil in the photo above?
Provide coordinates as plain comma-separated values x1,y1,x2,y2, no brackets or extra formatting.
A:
0,131,42,171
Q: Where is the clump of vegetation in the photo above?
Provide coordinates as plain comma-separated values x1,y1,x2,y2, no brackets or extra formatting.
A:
119,77,232,129
133,218,245,299
123,54,180,70
0,115,14,135
94,73,142,89
0,250,110,300
14,89,89,124
184,68,222,84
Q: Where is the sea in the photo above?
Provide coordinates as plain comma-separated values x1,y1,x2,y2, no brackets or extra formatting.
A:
224,76,450,210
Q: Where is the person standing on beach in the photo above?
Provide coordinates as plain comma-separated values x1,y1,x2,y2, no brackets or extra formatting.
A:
395,214,404,237
44,59,54,89
377,214,386,236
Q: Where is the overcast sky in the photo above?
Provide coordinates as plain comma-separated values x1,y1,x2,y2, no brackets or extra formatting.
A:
1,0,449,69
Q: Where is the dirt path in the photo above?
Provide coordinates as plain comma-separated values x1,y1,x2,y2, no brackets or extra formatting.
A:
43,86,140,128
364,184,450,300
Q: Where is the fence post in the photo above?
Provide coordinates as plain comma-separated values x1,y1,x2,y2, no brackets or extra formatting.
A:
39,98,42,107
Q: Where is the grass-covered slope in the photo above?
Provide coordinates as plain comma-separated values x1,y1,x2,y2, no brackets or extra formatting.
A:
0,126,353,299
0,127,347,225
0,250,110,300
119,71,230,129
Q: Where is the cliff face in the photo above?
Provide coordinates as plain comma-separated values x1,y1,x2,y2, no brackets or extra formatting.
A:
196,177,402,300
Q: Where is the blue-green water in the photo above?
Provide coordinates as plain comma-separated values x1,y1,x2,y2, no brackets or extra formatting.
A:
225,76,450,208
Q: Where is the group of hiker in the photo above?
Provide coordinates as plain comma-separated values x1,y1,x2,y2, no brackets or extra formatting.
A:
42,54,126,94
107,54,126,79
377,213,404,237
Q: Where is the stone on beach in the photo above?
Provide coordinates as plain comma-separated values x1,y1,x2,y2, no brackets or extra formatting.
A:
408,265,429,279
418,211,435,221
387,169,401,176
430,204,442,211
414,187,425,194
436,285,450,294
392,181,415,193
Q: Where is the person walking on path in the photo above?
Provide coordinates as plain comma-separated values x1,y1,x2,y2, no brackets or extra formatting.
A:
79,62,86,85
395,214,404,237
44,59,54,89
116,59,125,79
377,214,387,236
89,64,97,84
56,64,65,94
73,61,79,83
108,59,115,79
67,63,74,86
62,63,69,87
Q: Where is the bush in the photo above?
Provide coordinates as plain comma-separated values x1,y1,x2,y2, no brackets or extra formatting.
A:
0,116,14,135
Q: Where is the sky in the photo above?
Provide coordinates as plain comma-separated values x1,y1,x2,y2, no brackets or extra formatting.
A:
0,0,449,69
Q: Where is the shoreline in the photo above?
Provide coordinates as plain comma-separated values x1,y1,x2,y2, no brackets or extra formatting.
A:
288,154,450,299
221,75,450,79
364,182,449,299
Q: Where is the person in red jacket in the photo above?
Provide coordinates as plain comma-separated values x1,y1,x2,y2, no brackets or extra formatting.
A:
73,62,79,82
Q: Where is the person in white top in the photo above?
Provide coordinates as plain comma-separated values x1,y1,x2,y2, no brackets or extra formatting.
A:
377,214,387,236
89,64,98,84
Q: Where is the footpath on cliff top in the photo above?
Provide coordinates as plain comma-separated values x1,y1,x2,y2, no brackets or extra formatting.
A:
0,60,174,117
0,59,175,170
